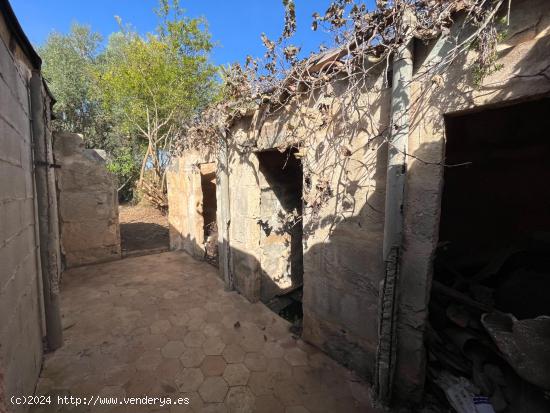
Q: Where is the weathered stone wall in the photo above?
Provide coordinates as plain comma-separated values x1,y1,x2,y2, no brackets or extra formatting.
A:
227,68,391,378
396,0,550,400
54,132,121,268
165,0,550,401
0,9,45,411
166,150,216,260
225,1,550,392
226,143,262,300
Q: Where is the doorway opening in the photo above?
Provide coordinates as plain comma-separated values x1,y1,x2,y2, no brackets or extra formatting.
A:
256,148,304,327
199,163,218,265
426,98,550,412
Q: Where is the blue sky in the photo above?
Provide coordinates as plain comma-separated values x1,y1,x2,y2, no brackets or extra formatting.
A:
9,0,362,66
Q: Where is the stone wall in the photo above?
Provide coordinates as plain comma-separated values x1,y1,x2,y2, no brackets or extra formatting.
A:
227,68,391,379
395,0,550,400
54,132,121,268
220,0,550,393
0,7,45,411
166,149,217,260
166,0,550,402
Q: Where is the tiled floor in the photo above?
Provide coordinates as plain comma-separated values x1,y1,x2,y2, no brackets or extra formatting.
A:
32,251,379,412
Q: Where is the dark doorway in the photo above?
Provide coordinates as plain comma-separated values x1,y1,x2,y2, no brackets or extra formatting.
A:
256,148,304,326
426,98,550,412
200,163,218,265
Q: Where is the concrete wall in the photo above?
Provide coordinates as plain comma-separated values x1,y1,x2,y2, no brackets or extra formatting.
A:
0,9,45,412
396,0,550,400
53,132,121,268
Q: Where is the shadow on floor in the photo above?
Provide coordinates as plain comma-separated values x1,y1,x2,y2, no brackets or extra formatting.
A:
31,251,379,413
121,222,170,257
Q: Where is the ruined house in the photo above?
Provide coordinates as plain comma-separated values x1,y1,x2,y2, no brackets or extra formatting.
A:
168,0,550,407
1,0,550,411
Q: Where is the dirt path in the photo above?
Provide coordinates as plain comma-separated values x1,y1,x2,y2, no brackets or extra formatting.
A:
119,203,170,256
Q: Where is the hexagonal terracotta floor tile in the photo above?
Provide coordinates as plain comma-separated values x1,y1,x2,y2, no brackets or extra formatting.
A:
175,368,204,392
240,334,265,353
266,358,292,381
169,313,189,327
203,336,226,356
203,322,223,337
225,386,256,413
166,326,189,341
161,341,186,358
154,359,183,381
222,344,245,364
244,352,267,372
180,347,206,368
201,355,227,376
135,351,163,372
248,371,275,396
198,376,228,403
222,363,250,386
184,331,206,348
139,334,168,350
151,319,171,335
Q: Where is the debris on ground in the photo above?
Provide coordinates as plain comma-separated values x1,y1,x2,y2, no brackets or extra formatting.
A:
426,233,550,412
203,221,218,265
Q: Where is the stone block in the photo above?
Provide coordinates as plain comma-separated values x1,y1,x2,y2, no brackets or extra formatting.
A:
54,132,121,267
59,191,116,222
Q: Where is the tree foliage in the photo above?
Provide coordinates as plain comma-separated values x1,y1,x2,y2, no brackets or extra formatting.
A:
96,0,217,209
39,1,218,208
39,24,112,149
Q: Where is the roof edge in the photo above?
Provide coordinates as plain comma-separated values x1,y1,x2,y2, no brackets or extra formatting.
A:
1,0,41,69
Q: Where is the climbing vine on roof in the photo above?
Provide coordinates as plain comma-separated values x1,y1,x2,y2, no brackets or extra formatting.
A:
176,0,508,156
173,0,509,239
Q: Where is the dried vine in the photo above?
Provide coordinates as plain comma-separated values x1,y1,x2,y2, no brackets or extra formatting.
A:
174,0,508,232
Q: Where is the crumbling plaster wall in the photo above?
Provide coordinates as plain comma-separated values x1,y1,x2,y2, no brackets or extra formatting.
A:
0,11,45,411
228,68,391,378
54,132,121,268
166,149,216,260
395,0,550,400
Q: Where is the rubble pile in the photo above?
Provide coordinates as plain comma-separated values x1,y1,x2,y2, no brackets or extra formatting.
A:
426,233,550,413
204,221,218,265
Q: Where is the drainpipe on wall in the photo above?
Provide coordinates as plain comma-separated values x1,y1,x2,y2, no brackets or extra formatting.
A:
374,39,413,404
30,71,63,351
217,131,233,290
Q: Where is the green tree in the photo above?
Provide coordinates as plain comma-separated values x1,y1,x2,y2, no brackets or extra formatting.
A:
96,0,218,209
39,24,112,149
